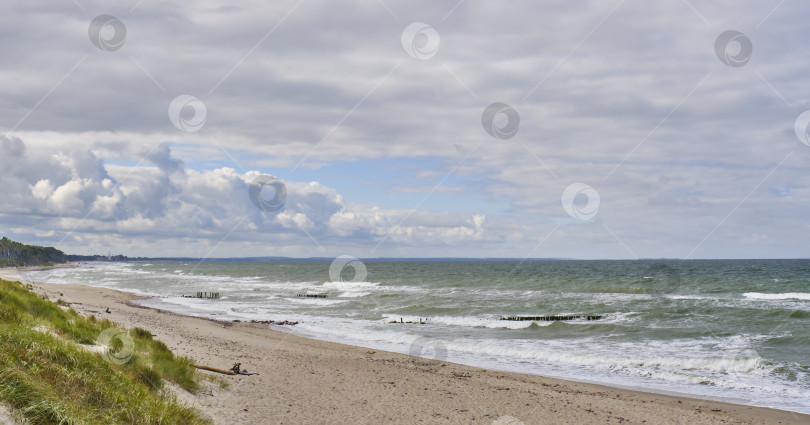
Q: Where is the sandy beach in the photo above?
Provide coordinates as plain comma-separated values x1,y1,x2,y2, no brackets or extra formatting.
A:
1,271,807,425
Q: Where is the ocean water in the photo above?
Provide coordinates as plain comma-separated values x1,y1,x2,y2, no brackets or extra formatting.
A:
21,259,810,414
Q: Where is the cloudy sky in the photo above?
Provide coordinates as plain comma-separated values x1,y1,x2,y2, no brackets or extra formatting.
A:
1,0,809,259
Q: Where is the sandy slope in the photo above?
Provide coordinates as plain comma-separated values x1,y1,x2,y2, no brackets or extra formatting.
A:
0,404,17,425
1,270,807,425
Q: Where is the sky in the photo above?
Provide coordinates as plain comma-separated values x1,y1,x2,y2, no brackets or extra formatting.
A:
1,0,810,259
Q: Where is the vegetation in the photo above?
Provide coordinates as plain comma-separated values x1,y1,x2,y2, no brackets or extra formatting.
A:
0,278,208,424
0,236,128,268
0,237,70,268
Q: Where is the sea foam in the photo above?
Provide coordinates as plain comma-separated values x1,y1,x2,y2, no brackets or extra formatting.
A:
743,292,810,301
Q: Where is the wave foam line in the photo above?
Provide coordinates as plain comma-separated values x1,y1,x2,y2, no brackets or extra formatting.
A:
743,292,810,301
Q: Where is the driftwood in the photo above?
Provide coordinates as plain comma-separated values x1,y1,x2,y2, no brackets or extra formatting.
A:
193,362,258,376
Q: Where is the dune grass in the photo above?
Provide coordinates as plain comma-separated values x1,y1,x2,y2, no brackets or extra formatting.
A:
0,278,209,424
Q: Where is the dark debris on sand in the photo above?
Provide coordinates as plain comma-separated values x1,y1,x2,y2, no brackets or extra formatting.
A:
232,319,298,325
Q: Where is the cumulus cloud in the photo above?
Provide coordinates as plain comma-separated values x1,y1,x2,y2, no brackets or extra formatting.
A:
0,136,494,256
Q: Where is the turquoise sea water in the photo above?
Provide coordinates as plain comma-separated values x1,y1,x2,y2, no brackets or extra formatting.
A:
22,259,810,414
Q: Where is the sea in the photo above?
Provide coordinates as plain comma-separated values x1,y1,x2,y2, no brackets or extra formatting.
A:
17,259,810,415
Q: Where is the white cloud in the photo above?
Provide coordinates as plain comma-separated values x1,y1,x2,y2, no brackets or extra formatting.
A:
31,179,53,201
0,136,500,256
1,1,810,258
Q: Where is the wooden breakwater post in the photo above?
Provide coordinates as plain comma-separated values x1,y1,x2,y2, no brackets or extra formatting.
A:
388,317,430,324
296,293,328,298
188,291,220,299
499,315,602,322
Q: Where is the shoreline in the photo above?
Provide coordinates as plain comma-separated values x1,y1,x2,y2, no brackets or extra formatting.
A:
1,269,807,424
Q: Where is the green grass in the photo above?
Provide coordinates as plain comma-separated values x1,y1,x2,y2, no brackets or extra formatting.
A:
0,279,209,424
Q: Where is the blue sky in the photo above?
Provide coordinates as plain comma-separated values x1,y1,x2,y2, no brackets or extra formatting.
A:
1,0,810,259
174,149,503,214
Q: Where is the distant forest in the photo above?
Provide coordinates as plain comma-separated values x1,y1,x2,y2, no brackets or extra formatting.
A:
0,237,125,267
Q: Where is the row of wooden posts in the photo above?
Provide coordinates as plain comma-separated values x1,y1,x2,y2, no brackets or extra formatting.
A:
183,291,603,322
183,291,220,299
499,315,603,321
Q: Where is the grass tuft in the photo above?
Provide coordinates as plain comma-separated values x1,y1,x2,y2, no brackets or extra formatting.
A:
132,326,153,339
0,278,209,424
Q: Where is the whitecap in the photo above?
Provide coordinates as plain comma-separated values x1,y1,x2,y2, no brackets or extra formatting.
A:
743,292,810,301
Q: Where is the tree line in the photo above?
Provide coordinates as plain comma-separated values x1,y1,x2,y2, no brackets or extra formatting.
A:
0,237,125,267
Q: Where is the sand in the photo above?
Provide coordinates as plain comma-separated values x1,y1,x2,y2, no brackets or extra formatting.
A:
1,270,807,425
0,404,17,425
